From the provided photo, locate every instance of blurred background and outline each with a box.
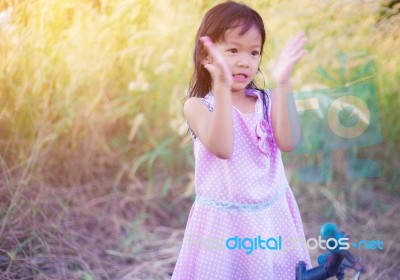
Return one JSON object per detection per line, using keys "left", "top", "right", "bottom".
{"left": 0, "top": 0, "right": 399, "bottom": 279}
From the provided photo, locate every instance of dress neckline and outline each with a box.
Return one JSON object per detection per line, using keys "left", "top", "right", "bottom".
{"left": 206, "top": 91, "right": 259, "bottom": 116}
{"left": 232, "top": 103, "right": 257, "bottom": 115}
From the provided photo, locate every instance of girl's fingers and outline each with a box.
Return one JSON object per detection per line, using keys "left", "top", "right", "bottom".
{"left": 286, "top": 36, "right": 307, "bottom": 58}
{"left": 200, "top": 36, "right": 224, "bottom": 65}
{"left": 292, "top": 49, "right": 308, "bottom": 63}
{"left": 274, "top": 32, "right": 308, "bottom": 83}
{"left": 203, "top": 63, "right": 215, "bottom": 76}
{"left": 200, "top": 36, "right": 232, "bottom": 84}
{"left": 292, "top": 32, "right": 306, "bottom": 45}
{"left": 293, "top": 36, "right": 307, "bottom": 52}
{"left": 291, "top": 33, "right": 306, "bottom": 47}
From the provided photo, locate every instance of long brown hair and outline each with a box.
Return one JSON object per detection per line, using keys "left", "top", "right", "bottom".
{"left": 188, "top": 1, "right": 266, "bottom": 98}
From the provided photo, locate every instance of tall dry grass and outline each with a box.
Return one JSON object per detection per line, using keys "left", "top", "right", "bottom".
{"left": 0, "top": 1, "right": 198, "bottom": 278}
{"left": 0, "top": 0, "right": 399, "bottom": 279}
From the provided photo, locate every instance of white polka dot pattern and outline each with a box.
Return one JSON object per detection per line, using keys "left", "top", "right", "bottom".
{"left": 172, "top": 91, "right": 311, "bottom": 279}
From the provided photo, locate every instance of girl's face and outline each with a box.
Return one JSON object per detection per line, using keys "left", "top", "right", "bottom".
{"left": 214, "top": 25, "right": 262, "bottom": 94}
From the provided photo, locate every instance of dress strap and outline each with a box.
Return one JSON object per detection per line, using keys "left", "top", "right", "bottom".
{"left": 188, "top": 123, "right": 197, "bottom": 140}
{"left": 202, "top": 92, "right": 214, "bottom": 112}
{"left": 202, "top": 98, "right": 214, "bottom": 112}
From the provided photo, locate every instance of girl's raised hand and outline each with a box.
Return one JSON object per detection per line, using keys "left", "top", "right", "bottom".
{"left": 272, "top": 32, "right": 308, "bottom": 85}
{"left": 200, "top": 36, "right": 233, "bottom": 91}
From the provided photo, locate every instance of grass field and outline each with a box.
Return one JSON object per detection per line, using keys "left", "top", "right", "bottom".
{"left": 0, "top": 0, "right": 399, "bottom": 279}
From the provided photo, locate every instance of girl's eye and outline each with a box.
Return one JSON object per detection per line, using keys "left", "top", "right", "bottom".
{"left": 228, "top": 48, "right": 238, "bottom": 53}
{"left": 252, "top": 50, "right": 260, "bottom": 56}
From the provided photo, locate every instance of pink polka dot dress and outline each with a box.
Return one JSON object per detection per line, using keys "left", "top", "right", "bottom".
{"left": 172, "top": 89, "right": 311, "bottom": 279}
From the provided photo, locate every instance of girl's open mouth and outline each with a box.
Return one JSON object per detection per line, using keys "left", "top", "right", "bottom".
{"left": 233, "top": 73, "right": 249, "bottom": 81}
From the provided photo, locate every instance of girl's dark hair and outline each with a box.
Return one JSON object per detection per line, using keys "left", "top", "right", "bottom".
{"left": 188, "top": 1, "right": 266, "bottom": 98}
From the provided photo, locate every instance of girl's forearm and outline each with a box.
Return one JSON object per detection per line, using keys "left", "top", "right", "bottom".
{"left": 206, "top": 87, "right": 234, "bottom": 159}
{"left": 271, "top": 83, "right": 301, "bottom": 152}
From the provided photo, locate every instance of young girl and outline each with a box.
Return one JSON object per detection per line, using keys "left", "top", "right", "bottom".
{"left": 172, "top": 1, "right": 311, "bottom": 279}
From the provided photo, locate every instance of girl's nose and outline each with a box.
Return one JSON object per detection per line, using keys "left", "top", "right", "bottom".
{"left": 237, "top": 56, "right": 250, "bottom": 68}
{"left": 237, "top": 62, "right": 249, "bottom": 67}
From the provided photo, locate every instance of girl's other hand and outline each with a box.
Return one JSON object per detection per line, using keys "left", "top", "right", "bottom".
{"left": 200, "top": 36, "right": 233, "bottom": 91}
{"left": 272, "top": 32, "right": 308, "bottom": 86}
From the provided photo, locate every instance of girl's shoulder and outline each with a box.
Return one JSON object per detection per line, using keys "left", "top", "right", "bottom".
{"left": 184, "top": 93, "right": 214, "bottom": 115}
{"left": 183, "top": 94, "right": 214, "bottom": 141}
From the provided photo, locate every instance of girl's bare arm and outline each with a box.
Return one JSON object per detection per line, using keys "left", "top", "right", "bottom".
{"left": 271, "top": 32, "right": 307, "bottom": 151}
{"left": 184, "top": 37, "right": 234, "bottom": 159}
